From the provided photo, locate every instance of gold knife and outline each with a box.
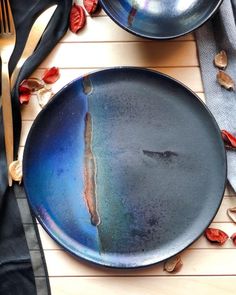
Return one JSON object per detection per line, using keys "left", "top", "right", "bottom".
{"left": 11, "top": 5, "right": 57, "bottom": 89}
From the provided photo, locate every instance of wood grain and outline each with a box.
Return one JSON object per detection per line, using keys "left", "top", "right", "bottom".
{"left": 39, "top": 41, "right": 198, "bottom": 68}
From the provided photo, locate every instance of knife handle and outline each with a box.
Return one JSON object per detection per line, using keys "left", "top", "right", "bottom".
{"left": 11, "top": 59, "right": 23, "bottom": 89}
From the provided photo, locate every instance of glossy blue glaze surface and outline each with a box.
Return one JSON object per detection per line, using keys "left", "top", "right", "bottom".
{"left": 23, "top": 68, "right": 226, "bottom": 268}
{"left": 99, "top": 0, "right": 223, "bottom": 39}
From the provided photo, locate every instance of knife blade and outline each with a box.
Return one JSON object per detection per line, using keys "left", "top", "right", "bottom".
{"left": 11, "top": 5, "right": 57, "bottom": 89}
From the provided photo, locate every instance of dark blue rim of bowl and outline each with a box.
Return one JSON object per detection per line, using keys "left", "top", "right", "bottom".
{"left": 23, "top": 67, "right": 227, "bottom": 268}
{"left": 99, "top": 0, "right": 223, "bottom": 40}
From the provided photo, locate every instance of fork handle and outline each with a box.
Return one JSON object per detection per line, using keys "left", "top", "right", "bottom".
{"left": 1, "top": 61, "right": 13, "bottom": 186}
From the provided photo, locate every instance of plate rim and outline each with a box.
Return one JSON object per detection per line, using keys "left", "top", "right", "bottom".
{"left": 23, "top": 67, "right": 227, "bottom": 268}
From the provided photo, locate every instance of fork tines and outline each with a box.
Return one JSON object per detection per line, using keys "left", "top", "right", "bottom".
{"left": 0, "top": 0, "right": 14, "bottom": 34}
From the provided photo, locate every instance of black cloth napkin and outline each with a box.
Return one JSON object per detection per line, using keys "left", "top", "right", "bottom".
{"left": 0, "top": 1, "right": 72, "bottom": 294}
{"left": 196, "top": 0, "right": 236, "bottom": 192}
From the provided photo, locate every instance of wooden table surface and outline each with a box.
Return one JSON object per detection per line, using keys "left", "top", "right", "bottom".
{"left": 19, "top": 3, "right": 236, "bottom": 294}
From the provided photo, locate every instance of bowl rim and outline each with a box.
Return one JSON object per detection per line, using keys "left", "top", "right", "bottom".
{"left": 99, "top": 0, "right": 223, "bottom": 40}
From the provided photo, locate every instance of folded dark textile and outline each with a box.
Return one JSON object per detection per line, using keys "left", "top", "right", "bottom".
{"left": 0, "top": 1, "right": 72, "bottom": 294}
{"left": 196, "top": 0, "right": 236, "bottom": 192}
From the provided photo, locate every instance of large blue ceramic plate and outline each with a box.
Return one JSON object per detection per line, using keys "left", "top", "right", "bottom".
{"left": 100, "top": 0, "right": 223, "bottom": 39}
{"left": 23, "top": 68, "right": 226, "bottom": 268}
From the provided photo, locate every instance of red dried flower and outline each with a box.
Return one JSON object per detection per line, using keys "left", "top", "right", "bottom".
{"left": 83, "top": 0, "right": 99, "bottom": 15}
{"left": 19, "top": 85, "right": 31, "bottom": 104}
{"left": 42, "top": 67, "right": 60, "bottom": 84}
{"left": 221, "top": 130, "right": 236, "bottom": 150}
{"left": 69, "top": 3, "right": 86, "bottom": 33}
{"left": 230, "top": 233, "right": 236, "bottom": 246}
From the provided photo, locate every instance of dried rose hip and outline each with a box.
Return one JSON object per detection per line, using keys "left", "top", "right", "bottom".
{"left": 83, "top": 0, "right": 99, "bottom": 15}
{"left": 42, "top": 67, "right": 60, "bottom": 84}
{"left": 69, "top": 3, "right": 86, "bottom": 33}
{"left": 19, "top": 84, "right": 31, "bottom": 104}
{"left": 231, "top": 233, "right": 236, "bottom": 246}
{"left": 205, "top": 228, "right": 228, "bottom": 245}
{"left": 221, "top": 130, "right": 236, "bottom": 150}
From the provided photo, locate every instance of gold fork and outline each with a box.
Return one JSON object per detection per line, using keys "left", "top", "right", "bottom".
{"left": 0, "top": 0, "right": 16, "bottom": 186}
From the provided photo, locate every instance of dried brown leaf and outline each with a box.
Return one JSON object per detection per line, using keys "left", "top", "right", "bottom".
{"left": 36, "top": 88, "right": 54, "bottom": 108}
{"left": 227, "top": 208, "right": 236, "bottom": 223}
{"left": 214, "top": 50, "right": 228, "bottom": 70}
{"left": 229, "top": 207, "right": 236, "bottom": 213}
{"left": 163, "top": 255, "right": 183, "bottom": 273}
{"left": 21, "top": 78, "right": 45, "bottom": 93}
{"left": 217, "top": 70, "right": 235, "bottom": 91}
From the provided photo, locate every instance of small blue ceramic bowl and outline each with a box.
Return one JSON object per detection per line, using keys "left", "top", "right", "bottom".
{"left": 99, "top": 0, "right": 223, "bottom": 39}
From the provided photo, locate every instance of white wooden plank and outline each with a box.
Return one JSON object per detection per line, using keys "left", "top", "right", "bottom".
{"left": 20, "top": 121, "right": 33, "bottom": 147}
{"left": 18, "top": 146, "right": 24, "bottom": 161}
{"left": 40, "top": 41, "right": 198, "bottom": 68}
{"left": 44, "top": 248, "right": 236, "bottom": 276}
{"left": 49, "top": 277, "right": 236, "bottom": 295}
{"left": 20, "top": 95, "right": 42, "bottom": 122}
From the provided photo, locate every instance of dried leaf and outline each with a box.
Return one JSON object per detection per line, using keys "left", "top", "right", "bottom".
{"left": 205, "top": 228, "right": 229, "bottom": 245}
{"left": 214, "top": 50, "right": 228, "bottom": 70}
{"left": 227, "top": 208, "right": 236, "bottom": 223}
{"left": 19, "top": 85, "right": 31, "bottom": 104}
{"left": 36, "top": 88, "right": 54, "bottom": 108}
{"left": 42, "top": 67, "right": 60, "bottom": 84}
{"left": 228, "top": 207, "right": 236, "bottom": 212}
{"left": 231, "top": 233, "right": 236, "bottom": 246}
{"left": 163, "top": 255, "right": 183, "bottom": 273}
{"left": 217, "top": 70, "right": 235, "bottom": 91}
{"left": 9, "top": 160, "right": 22, "bottom": 184}
{"left": 21, "top": 78, "right": 45, "bottom": 93}
{"left": 83, "top": 0, "right": 99, "bottom": 15}
{"left": 69, "top": 3, "right": 86, "bottom": 33}
{"left": 221, "top": 130, "right": 236, "bottom": 150}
